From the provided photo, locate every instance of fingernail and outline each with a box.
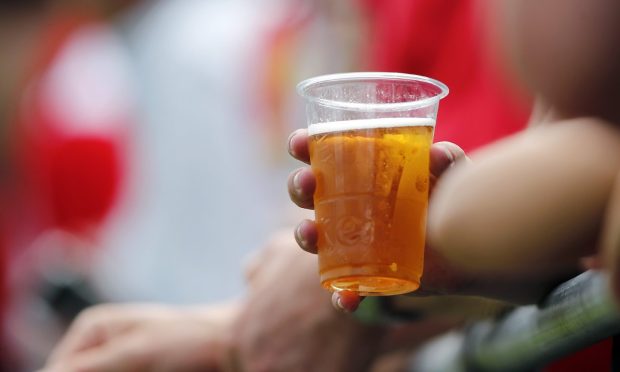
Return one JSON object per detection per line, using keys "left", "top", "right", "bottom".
{"left": 338, "top": 290, "right": 360, "bottom": 312}
{"left": 293, "top": 170, "right": 303, "bottom": 195}
{"left": 441, "top": 144, "right": 455, "bottom": 163}
{"left": 332, "top": 292, "right": 346, "bottom": 311}
{"left": 336, "top": 297, "right": 346, "bottom": 311}
{"left": 288, "top": 129, "right": 304, "bottom": 158}
{"left": 295, "top": 224, "right": 307, "bottom": 248}
{"left": 287, "top": 131, "right": 297, "bottom": 157}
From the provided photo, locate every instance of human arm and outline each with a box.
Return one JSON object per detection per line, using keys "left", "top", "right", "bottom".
{"left": 429, "top": 117, "right": 620, "bottom": 303}
{"left": 230, "top": 229, "right": 389, "bottom": 372}
{"left": 40, "top": 302, "right": 239, "bottom": 372}
{"left": 232, "top": 230, "right": 507, "bottom": 372}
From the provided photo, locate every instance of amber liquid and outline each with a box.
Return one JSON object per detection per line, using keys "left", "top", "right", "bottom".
{"left": 309, "top": 121, "right": 434, "bottom": 296}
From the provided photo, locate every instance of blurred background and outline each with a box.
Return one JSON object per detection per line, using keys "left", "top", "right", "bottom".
{"left": 0, "top": 0, "right": 530, "bottom": 370}
{"left": 0, "top": 0, "right": 362, "bottom": 369}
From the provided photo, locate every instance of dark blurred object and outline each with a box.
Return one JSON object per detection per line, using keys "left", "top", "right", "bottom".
{"left": 39, "top": 272, "right": 99, "bottom": 326}
{"left": 411, "top": 271, "right": 620, "bottom": 372}
{"left": 0, "top": 0, "right": 46, "bottom": 10}
{"left": 356, "top": 295, "right": 510, "bottom": 327}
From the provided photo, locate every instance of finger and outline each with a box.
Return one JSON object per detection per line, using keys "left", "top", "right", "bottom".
{"left": 287, "top": 129, "right": 310, "bottom": 164}
{"left": 47, "top": 334, "right": 148, "bottom": 372}
{"left": 294, "top": 219, "right": 318, "bottom": 254}
{"left": 331, "top": 291, "right": 362, "bottom": 313}
{"left": 430, "top": 141, "right": 468, "bottom": 178}
{"left": 47, "top": 305, "right": 139, "bottom": 365}
{"left": 287, "top": 167, "right": 316, "bottom": 209}
{"left": 47, "top": 310, "right": 109, "bottom": 364}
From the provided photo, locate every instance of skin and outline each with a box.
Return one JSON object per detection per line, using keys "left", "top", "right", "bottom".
{"left": 230, "top": 230, "right": 386, "bottom": 372}
{"left": 494, "top": 0, "right": 620, "bottom": 123}
{"left": 482, "top": 0, "right": 620, "bottom": 299}
{"left": 40, "top": 230, "right": 466, "bottom": 372}
{"left": 40, "top": 235, "right": 382, "bottom": 372}
{"left": 429, "top": 118, "right": 620, "bottom": 297}
{"left": 40, "top": 303, "right": 238, "bottom": 372}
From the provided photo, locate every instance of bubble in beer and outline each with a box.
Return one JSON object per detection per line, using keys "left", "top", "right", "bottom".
{"left": 416, "top": 175, "right": 428, "bottom": 193}
{"left": 336, "top": 216, "right": 374, "bottom": 246}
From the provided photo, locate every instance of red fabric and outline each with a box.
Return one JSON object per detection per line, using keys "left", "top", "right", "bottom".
{"left": 0, "top": 225, "right": 5, "bottom": 325}
{"left": 545, "top": 338, "right": 612, "bottom": 372}
{"left": 360, "top": 0, "right": 530, "bottom": 152}
{"left": 14, "top": 12, "right": 127, "bottom": 238}
{"left": 21, "top": 91, "right": 124, "bottom": 235}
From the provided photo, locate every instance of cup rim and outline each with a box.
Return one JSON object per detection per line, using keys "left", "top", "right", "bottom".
{"left": 296, "top": 72, "right": 449, "bottom": 112}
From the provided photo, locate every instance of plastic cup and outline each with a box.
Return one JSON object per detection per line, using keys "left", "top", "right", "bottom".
{"left": 297, "top": 72, "right": 448, "bottom": 296}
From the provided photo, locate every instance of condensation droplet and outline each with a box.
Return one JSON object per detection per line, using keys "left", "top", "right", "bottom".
{"left": 416, "top": 175, "right": 428, "bottom": 193}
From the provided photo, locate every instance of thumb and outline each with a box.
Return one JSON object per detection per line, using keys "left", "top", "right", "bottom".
{"left": 430, "top": 141, "right": 468, "bottom": 179}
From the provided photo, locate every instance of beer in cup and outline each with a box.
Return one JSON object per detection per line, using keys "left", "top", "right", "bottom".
{"left": 297, "top": 72, "right": 448, "bottom": 296}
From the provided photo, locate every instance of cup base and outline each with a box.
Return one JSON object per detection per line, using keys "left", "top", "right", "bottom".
{"left": 321, "top": 266, "right": 420, "bottom": 296}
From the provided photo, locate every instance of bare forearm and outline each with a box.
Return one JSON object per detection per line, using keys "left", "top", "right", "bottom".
{"left": 428, "top": 118, "right": 620, "bottom": 302}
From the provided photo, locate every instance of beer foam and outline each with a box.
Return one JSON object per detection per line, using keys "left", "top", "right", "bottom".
{"left": 308, "top": 117, "right": 435, "bottom": 136}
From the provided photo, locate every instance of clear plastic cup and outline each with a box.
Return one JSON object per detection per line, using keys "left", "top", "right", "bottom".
{"left": 297, "top": 72, "right": 448, "bottom": 296}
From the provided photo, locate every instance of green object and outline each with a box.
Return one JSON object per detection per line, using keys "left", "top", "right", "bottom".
{"left": 354, "top": 296, "right": 384, "bottom": 325}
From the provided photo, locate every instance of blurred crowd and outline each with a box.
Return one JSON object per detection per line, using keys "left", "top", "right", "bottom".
{"left": 0, "top": 0, "right": 361, "bottom": 369}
